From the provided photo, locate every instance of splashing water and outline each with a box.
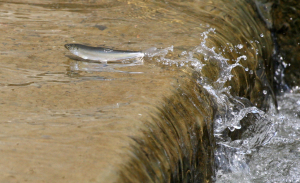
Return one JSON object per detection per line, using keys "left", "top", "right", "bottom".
{"left": 150, "top": 28, "right": 278, "bottom": 181}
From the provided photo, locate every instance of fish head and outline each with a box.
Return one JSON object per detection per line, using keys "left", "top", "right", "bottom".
{"left": 65, "top": 44, "right": 77, "bottom": 50}
{"left": 64, "top": 44, "right": 80, "bottom": 57}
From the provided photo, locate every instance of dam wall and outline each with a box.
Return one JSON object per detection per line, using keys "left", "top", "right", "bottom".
{"left": 0, "top": 0, "right": 276, "bottom": 182}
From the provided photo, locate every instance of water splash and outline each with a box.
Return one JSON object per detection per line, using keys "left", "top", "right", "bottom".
{"left": 148, "top": 28, "right": 277, "bottom": 179}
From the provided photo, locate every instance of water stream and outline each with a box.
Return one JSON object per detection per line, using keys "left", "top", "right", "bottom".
{"left": 0, "top": 0, "right": 299, "bottom": 182}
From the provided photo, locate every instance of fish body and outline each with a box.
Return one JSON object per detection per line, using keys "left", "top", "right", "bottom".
{"left": 64, "top": 44, "right": 144, "bottom": 62}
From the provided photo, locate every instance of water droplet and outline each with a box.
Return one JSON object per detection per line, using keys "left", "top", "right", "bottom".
{"left": 282, "top": 62, "right": 287, "bottom": 68}
{"left": 237, "top": 44, "right": 243, "bottom": 49}
{"left": 263, "top": 90, "right": 267, "bottom": 94}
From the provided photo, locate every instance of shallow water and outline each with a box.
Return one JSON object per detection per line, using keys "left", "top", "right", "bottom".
{"left": 0, "top": 0, "right": 297, "bottom": 182}
{"left": 0, "top": 1, "right": 188, "bottom": 182}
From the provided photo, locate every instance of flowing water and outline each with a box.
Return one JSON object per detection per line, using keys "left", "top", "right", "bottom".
{"left": 0, "top": 0, "right": 298, "bottom": 182}
{"left": 216, "top": 92, "right": 300, "bottom": 183}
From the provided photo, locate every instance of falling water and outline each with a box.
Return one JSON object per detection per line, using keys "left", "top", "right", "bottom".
{"left": 0, "top": 0, "right": 298, "bottom": 182}
{"left": 119, "top": 0, "right": 280, "bottom": 182}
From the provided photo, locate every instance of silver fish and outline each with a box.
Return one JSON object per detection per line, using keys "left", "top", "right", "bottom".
{"left": 64, "top": 44, "right": 144, "bottom": 62}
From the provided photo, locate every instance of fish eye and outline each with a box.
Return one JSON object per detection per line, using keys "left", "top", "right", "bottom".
{"left": 65, "top": 44, "right": 72, "bottom": 49}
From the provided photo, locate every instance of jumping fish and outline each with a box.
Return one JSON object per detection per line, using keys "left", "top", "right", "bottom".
{"left": 64, "top": 44, "right": 145, "bottom": 62}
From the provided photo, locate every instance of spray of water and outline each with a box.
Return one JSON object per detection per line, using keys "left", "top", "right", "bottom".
{"left": 149, "top": 28, "right": 277, "bottom": 179}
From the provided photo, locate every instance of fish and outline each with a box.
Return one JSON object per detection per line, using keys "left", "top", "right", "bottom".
{"left": 64, "top": 44, "right": 144, "bottom": 62}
